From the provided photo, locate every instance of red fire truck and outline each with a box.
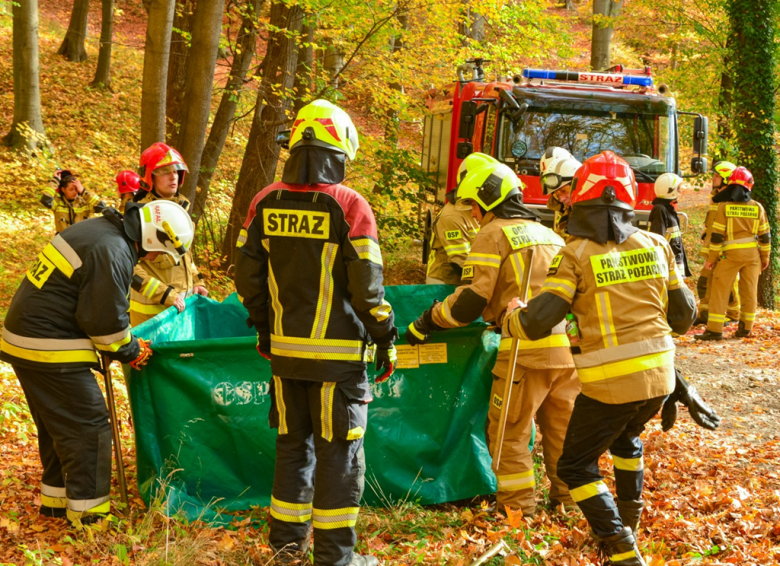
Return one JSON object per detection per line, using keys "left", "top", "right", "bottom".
{"left": 420, "top": 59, "right": 708, "bottom": 230}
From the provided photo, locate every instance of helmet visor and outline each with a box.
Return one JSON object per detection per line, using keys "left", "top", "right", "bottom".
{"left": 541, "top": 172, "right": 573, "bottom": 194}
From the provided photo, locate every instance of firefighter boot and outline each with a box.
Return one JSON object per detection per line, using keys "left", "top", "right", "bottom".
{"left": 734, "top": 321, "right": 752, "bottom": 338}
{"left": 616, "top": 498, "right": 644, "bottom": 535}
{"left": 693, "top": 309, "right": 708, "bottom": 326}
{"left": 598, "top": 527, "right": 645, "bottom": 566}
{"left": 694, "top": 330, "right": 722, "bottom": 341}
{"left": 348, "top": 554, "right": 379, "bottom": 566}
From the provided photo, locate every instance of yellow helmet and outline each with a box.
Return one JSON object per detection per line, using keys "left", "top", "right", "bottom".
{"left": 456, "top": 152, "right": 499, "bottom": 184}
{"left": 456, "top": 161, "right": 524, "bottom": 211}
{"left": 289, "top": 99, "right": 359, "bottom": 160}
{"left": 714, "top": 161, "right": 736, "bottom": 183}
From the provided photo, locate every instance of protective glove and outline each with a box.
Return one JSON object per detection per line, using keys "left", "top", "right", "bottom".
{"left": 662, "top": 369, "right": 721, "bottom": 431}
{"left": 374, "top": 328, "right": 399, "bottom": 383}
{"left": 405, "top": 302, "right": 442, "bottom": 346}
{"left": 130, "top": 338, "right": 153, "bottom": 370}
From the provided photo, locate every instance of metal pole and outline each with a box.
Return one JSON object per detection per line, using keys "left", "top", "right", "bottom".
{"left": 101, "top": 354, "right": 129, "bottom": 511}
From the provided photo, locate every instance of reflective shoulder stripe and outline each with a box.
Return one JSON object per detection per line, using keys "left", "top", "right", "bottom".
{"left": 369, "top": 299, "right": 392, "bottom": 322}
{"left": 91, "top": 327, "right": 132, "bottom": 353}
{"left": 1, "top": 328, "right": 98, "bottom": 364}
{"left": 129, "top": 300, "right": 168, "bottom": 315}
{"left": 464, "top": 252, "right": 501, "bottom": 268}
{"left": 236, "top": 228, "right": 248, "bottom": 249}
{"left": 352, "top": 237, "right": 383, "bottom": 266}
{"left": 51, "top": 235, "right": 83, "bottom": 270}
{"left": 42, "top": 243, "right": 76, "bottom": 278}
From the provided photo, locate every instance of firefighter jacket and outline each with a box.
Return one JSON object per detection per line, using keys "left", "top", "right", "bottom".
{"left": 234, "top": 181, "right": 396, "bottom": 382}
{"left": 507, "top": 230, "right": 693, "bottom": 405}
{"left": 430, "top": 213, "right": 573, "bottom": 376}
{"left": 426, "top": 201, "right": 480, "bottom": 284}
{"left": 41, "top": 185, "right": 105, "bottom": 234}
{"left": 699, "top": 198, "right": 720, "bottom": 257}
{"left": 706, "top": 199, "right": 771, "bottom": 266}
{"left": 129, "top": 192, "right": 204, "bottom": 324}
{"left": 546, "top": 192, "right": 570, "bottom": 238}
{"left": 648, "top": 198, "right": 691, "bottom": 277}
{"left": 1, "top": 209, "right": 141, "bottom": 372}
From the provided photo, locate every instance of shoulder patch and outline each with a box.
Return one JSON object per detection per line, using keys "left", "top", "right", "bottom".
{"left": 462, "top": 265, "right": 475, "bottom": 279}
{"left": 547, "top": 254, "right": 563, "bottom": 276}
{"left": 502, "top": 223, "right": 564, "bottom": 251}
{"left": 445, "top": 229, "right": 462, "bottom": 240}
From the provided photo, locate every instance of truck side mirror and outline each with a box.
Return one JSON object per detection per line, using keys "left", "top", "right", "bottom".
{"left": 456, "top": 142, "right": 473, "bottom": 159}
{"left": 458, "top": 101, "right": 477, "bottom": 140}
{"left": 693, "top": 116, "right": 708, "bottom": 157}
{"left": 691, "top": 156, "right": 708, "bottom": 174}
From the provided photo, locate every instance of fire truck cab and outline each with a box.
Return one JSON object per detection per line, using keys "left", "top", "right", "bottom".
{"left": 421, "top": 61, "right": 708, "bottom": 229}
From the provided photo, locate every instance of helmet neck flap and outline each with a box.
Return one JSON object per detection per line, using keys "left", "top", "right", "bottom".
{"left": 567, "top": 204, "right": 638, "bottom": 245}
{"left": 281, "top": 145, "right": 347, "bottom": 185}
{"left": 712, "top": 184, "right": 751, "bottom": 204}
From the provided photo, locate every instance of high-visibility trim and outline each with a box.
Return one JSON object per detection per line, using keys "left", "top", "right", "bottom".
{"left": 41, "top": 243, "right": 76, "bottom": 278}
{"left": 464, "top": 253, "right": 501, "bottom": 268}
{"left": 352, "top": 237, "right": 383, "bottom": 266}
{"left": 267, "top": 263, "right": 284, "bottom": 337}
{"left": 41, "top": 484, "right": 67, "bottom": 508}
{"left": 312, "top": 506, "right": 360, "bottom": 529}
{"left": 51, "top": 235, "right": 82, "bottom": 270}
{"left": 709, "top": 204, "right": 719, "bottom": 212}
{"left": 759, "top": 223, "right": 770, "bottom": 232}
{"left": 91, "top": 327, "right": 133, "bottom": 353}
{"left": 270, "top": 496, "right": 312, "bottom": 523}
{"left": 569, "top": 480, "right": 609, "bottom": 502}
{"left": 236, "top": 228, "right": 248, "bottom": 248}
{"left": 407, "top": 323, "right": 426, "bottom": 341}
{"left": 595, "top": 292, "right": 618, "bottom": 348}
{"left": 740, "top": 312, "right": 756, "bottom": 322}
{"left": 347, "top": 426, "right": 365, "bottom": 440}
{"left": 612, "top": 455, "right": 644, "bottom": 472}
{"left": 129, "top": 300, "right": 167, "bottom": 315}
{"left": 496, "top": 470, "right": 535, "bottom": 492}
{"left": 759, "top": 244, "right": 771, "bottom": 251}
{"left": 541, "top": 277, "right": 576, "bottom": 300}
{"left": 574, "top": 336, "right": 673, "bottom": 368}
{"left": 712, "top": 222, "right": 726, "bottom": 232}
{"left": 509, "top": 252, "right": 525, "bottom": 298}
{"left": 142, "top": 278, "right": 162, "bottom": 298}
{"left": 611, "top": 550, "right": 640, "bottom": 563}
{"left": 440, "top": 298, "right": 467, "bottom": 328}
{"left": 499, "top": 334, "right": 569, "bottom": 351}
{"left": 506, "top": 313, "right": 530, "bottom": 340}
{"left": 67, "top": 495, "right": 110, "bottom": 513}
{"left": 708, "top": 313, "right": 726, "bottom": 323}
{"left": 321, "top": 382, "right": 336, "bottom": 442}
{"left": 576, "top": 349, "right": 675, "bottom": 384}
{"left": 311, "top": 243, "right": 338, "bottom": 339}
{"left": 271, "top": 335, "right": 364, "bottom": 361}
{"left": 665, "top": 228, "right": 681, "bottom": 241}
{"left": 700, "top": 246, "right": 710, "bottom": 254}
{"left": 444, "top": 242, "right": 470, "bottom": 256}
{"left": 723, "top": 242, "right": 759, "bottom": 251}
{"left": 272, "top": 376, "right": 288, "bottom": 435}
{"left": 369, "top": 299, "right": 392, "bottom": 323}
{"left": 1, "top": 328, "right": 98, "bottom": 364}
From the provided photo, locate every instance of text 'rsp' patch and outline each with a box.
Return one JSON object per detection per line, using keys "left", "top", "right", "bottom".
{"left": 263, "top": 209, "right": 330, "bottom": 239}
{"left": 590, "top": 246, "right": 668, "bottom": 288}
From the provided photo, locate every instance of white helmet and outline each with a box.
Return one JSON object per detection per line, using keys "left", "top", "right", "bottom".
{"left": 139, "top": 200, "right": 194, "bottom": 262}
{"left": 540, "top": 147, "right": 574, "bottom": 174}
{"left": 654, "top": 173, "right": 684, "bottom": 200}
{"left": 540, "top": 155, "right": 582, "bottom": 194}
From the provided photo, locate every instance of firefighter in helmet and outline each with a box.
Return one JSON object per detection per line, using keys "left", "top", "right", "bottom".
{"left": 406, "top": 153, "right": 580, "bottom": 517}
{"left": 235, "top": 100, "right": 396, "bottom": 566}
{"left": 0, "top": 200, "right": 193, "bottom": 525}
{"left": 41, "top": 169, "right": 106, "bottom": 234}
{"left": 695, "top": 166, "right": 771, "bottom": 340}
{"left": 540, "top": 147, "right": 581, "bottom": 238}
{"left": 425, "top": 153, "right": 484, "bottom": 284}
{"left": 129, "top": 143, "right": 207, "bottom": 326}
{"left": 503, "top": 151, "right": 714, "bottom": 566}
{"left": 116, "top": 170, "right": 140, "bottom": 213}
{"left": 696, "top": 161, "right": 741, "bottom": 325}
{"left": 649, "top": 173, "right": 691, "bottom": 278}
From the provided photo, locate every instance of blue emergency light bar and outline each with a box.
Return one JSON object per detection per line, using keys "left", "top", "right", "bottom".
{"left": 522, "top": 69, "right": 654, "bottom": 88}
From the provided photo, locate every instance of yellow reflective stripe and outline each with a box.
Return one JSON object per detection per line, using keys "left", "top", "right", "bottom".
{"left": 369, "top": 299, "right": 392, "bottom": 323}
{"left": 42, "top": 243, "right": 75, "bottom": 278}
{"left": 440, "top": 298, "right": 467, "bottom": 328}
{"left": 321, "top": 382, "right": 336, "bottom": 442}
{"left": 708, "top": 313, "right": 726, "bottom": 323}
{"left": 352, "top": 237, "right": 382, "bottom": 266}
{"left": 41, "top": 494, "right": 67, "bottom": 508}
{"left": 611, "top": 550, "right": 639, "bottom": 563}
{"left": 577, "top": 349, "right": 675, "bottom": 384}
{"left": 570, "top": 480, "right": 609, "bottom": 503}
{"left": 712, "top": 222, "right": 726, "bottom": 231}
{"left": 270, "top": 496, "right": 312, "bottom": 522}
{"left": 347, "top": 426, "right": 365, "bottom": 440}
{"left": 129, "top": 300, "right": 167, "bottom": 315}
{"left": 311, "top": 243, "right": 338, "bottom": 339}
{"left": 1, "top": 338, "right": 98, "bottom": 365}
{"left": 312, "top": 506, "right": 360, "bottom": 529}
{"left": 596, "top": 292, "right": 618, "bottom": 348}
{"left": 236, "top": 228, "right": 248, "bottom": 249}
{"left": 612, "top": 455, "right": 644, "bottom": 471}
{"left": 740, "top": 312, "right": 756, "bottom": 322}
{"left": 509, "top": 252, "right": 525, "bottom": 296}
{"left": 273, "top": 376, "right": 288, "bottom": 435}
{"left": 407, "top": 323, "right": 426, "bottom": 341}
{"left": 142, "top": 278, "right": 161, "bottom": 298}
{"left": 722, "top": 242, "right": 758, "bottom": 251}
{"left": 541, "top": 277, "right": 576, "bottom": 300}
{"left": 709, "top": 204, "right": 719, "bottom": 211}
{"left": 92, "top": 331, "right": 132, "bottom": 353}
{"left": 67, "top": 496, "right": 110, "bottom": 513}
{"left": 759, "top": 244, "right": 771, "bottom": 251}
{"left": 267, "top": 261, "right": 284, "bottom": 336}
{"left": 497, "top": 470, "right": 535, "bottom": 491}
{"left": 271, "top": 335, "right": 364, "bottom": 361}
{"left": 499, "top": 334, "right": 569, "bottom": 351}
{"left": 464, "top": 253, "right": 501, "bottom": 268}
{"left": 759, "top": 223, "right": 770, "bottom": 232}
{"left": 444, "top": 243, "right": 470, "bottom": 255}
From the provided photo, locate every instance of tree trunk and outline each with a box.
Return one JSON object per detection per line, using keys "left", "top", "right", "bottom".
{"left": 291, "top": 23, "right": 314, "bottom": 116}
{"left": 166, "top": 0, "right": 196, "bottom": 145}
{"left": 177, "top": 0, "right": 226, "bottom": 204}
{"left": 91, "top": 0, "right": 114, "bottom": 88}
{"left": 3, "top": 0, "right": 47, "bottom": 153}
{"left": 323, "top": 44, "right": 344, "bottom": 88}
{"left": 192, "top": 0, "right": 263, "bottom": 222}
{"left": 460, "top": 1, "right": 486, "bottom": 45}
{"left": 728, "top": 0, "right": 778, "bottom": 308}
{"left": 140, "top": 0, "right": 176, "bottom": 152}
{"left": 58, "top": 0, "right": 90, "bottom": 62}
{"left": 590, "top": 0, "right": 622, "bottom": 71}
{"left": 221, "top": 0, "right": 303, "bottom": 267}
{"left": 714, "top": 34, "right": 735, "bottom": 162}
{"left": 565, "top": 0, "right": 575, "bottom": 9}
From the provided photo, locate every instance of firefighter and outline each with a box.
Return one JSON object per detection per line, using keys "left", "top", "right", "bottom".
{"left": 649, "top": 173, "right": 691, "bottom": 278}
{"left": 540, "top": 148, "right": 581, "bottom": 238}
{"left": 0, "top": 200, "right": 193, "bottom": 525}
{"left": 235, "top": 100, "right": 396, "bottom": 566}
{"left": 41, "top": 169, "right": 106, "bottom": 234}
{"left": 696, "top": 161, "right": 740, "bottom": 325}
{"left": 129, "top": 143, "right": 208, "bottom": 326}
{"left": 406, "top": 154, "right": 579, "bottom": 517}
{"left": 503, "top": 151, "right": 707, "bottom": 565}
{"left": 695, "top": 166, "right": 771, "bottom": 340}
{"left": 425, "top": 153, "right": 484, "bottom": 284}
{"left": 116, "top": 170, "right": 140, "bottom": 213}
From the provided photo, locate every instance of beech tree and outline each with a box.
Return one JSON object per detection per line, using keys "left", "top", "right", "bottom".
{"left": 166, "top": 0, "right": 196, "bottom": 145}
{"left": 590, "top": 0, "right": 622, "bottom": 71}
{"left": 58, "top": 0, "right": 90, "bottom": 62}
{"left": 91, "top": 0, "right": 115, "bottom": 88}
{"left": 140, "top": 0, "right": 176, "bottom": 151}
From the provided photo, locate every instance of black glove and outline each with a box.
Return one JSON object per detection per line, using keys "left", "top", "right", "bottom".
{"left": 374, "top": 328, "right": 398, "bottom": 383}
{"left": 405, "top": 302, "right": 443, "bottom": 346}
{"left": 662, "top": 369, "right": 721, "bottom": 431}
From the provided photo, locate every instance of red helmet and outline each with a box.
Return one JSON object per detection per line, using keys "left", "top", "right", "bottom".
{"left": 116, "top": 170, "right": 140, "bottom": 195}
{"left": 727, "top": 166, "right": 754, "bottom": 190}
{"left": 570, "top": 151, "right": 637, "bottom": 210}
{"left": 138, "top": 142, "right": 188, "bottom": 191}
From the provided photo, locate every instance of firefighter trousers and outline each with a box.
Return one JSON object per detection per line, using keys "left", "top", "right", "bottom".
{"left": 557, "top": 393, "right": 665, "bottom": 538}
{"left": 486, "top": 366, "right": 579, "bottom": 515}
{"left": 13, "top": 365, "right": 112, "bottom": 515}
{"left": 707, "top": 253, "right": 760, "bottom": 333}
{"left": 268, "top": 372, "right": 370, "bottom": 566}
{"left": 698, "top": 264, "right": 740, "bottom": 320}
